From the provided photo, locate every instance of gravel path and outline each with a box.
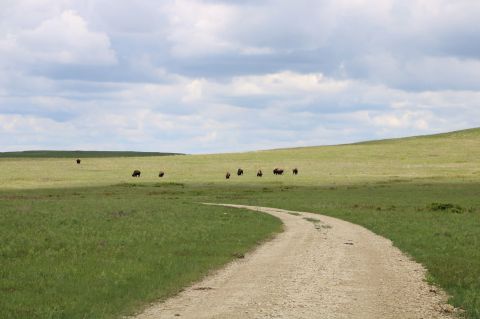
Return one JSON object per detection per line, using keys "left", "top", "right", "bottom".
{"left": 133, "top": 204, "right": 455, "bottom": 319}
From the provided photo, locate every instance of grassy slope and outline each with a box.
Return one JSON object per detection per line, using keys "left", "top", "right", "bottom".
{"left": 1, "top": 128, "right": 479, "bottom": 190}
{"left": 1, "top": 127, "right": 479, "bottom": 318}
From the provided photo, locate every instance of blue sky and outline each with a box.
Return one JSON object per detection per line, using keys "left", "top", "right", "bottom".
{"left": 1, "top": 0, "right": 479, "bottom": 153}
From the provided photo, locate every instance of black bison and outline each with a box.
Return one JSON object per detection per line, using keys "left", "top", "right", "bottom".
{"left": 273, "top": 168, "right": 284, "bottom": 175}
{"left": 76, "top": 159, "right": 81, "bottom": 164}
{"left": 132, "top": 170, "right": 141, "bottom": 177}
{"left": 257, "top": 169, "right": 263, "bottom": 177}
{"left": 293, "top": 168, "right": 298, "bottom": 175}
{"left": 226, "top": 172, "right": 231, "bottom": 179}
{"left": 159, "top": 171, "right": 165, "bottom": 177}
{"left": 237, "top": 168, "right": 244, "bottom": 176}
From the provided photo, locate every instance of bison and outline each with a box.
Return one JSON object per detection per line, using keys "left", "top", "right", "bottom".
{"left": 159, "top": 171, "right": 165, "bottom": 177}
{"left": 76, "top": 159, "right": 81, "bottom": 164}
{"left": 257, "top": 169, "right": 263, "bottom": 177}
{"left": 132, "top": 170, "right": 141, "bottom": 177}
{"left": 293, "top": 168, "right": 298, "bottom": 175}
{"left": 273, "top": 168, "right": 284, "bottom": 175}
{"left": 237, "top": 168, "right": 244, "bottom": 176}
{"left": 226, "top": 172, "right": 231, "bottom": 179}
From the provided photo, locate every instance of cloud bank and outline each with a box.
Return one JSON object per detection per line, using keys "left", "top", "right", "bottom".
{"left": 1, "top": 0, "right": 479, "bottom": 153}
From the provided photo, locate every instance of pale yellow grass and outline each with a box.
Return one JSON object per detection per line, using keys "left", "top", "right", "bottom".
{"left": 1, "top": 128, "right": 480, "bottom": 190}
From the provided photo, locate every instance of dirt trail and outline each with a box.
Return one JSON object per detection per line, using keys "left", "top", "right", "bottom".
{"left": 133, "top": 204, "right": 455, "bottom": 319}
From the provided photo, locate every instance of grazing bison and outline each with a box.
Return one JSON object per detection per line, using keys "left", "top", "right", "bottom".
{"left": 132, "top": 170, "right": 141, "bottom": 177}
{"left": 237, "top": 168, "right": 244, "bottom": 176}
{"left": 159, "top": 171, "right": 165, "bottom": 177}
{"left": 257, "top": 169, "right": 263, "bottom": 177}
{"left": 273, "top": 168, "right": 284, "bottom": 175}
{"left": 76, "top": 159, "right": 81, "bottom": 164}
{"left": 293, "top": 168, "right": 298, "bottom": 175}
{"left": 226, "top": 172, "right": 231, "bottom": 179}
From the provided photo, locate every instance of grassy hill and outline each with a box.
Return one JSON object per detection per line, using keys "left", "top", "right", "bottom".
{"left": 353, "top": 127, "right": 480, "bottom": 145}
{"left": 1, "top": 128, "right": 479, "bottom": 318}
{"left": 1, "top": 128, "right": 479, "bottom": 189}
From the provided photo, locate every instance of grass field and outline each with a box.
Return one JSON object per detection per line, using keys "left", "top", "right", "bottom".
{"left": 1, "top": 128, "right": 480, "bottom": 318}
{"left": 1, "top": 128, "right": 479, "bottom": 190}
{"left": 0, "top": 185, "right": 282, "bottom": 318}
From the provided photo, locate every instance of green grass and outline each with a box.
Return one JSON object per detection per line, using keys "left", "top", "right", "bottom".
{"left": 0, "top": 184, "right": 282, "bottom": 318}
{"left": 1, "top": 127, "right": 480, "bottom": 318}
{"left": 205, "top": 182, "right": 480, "bottom": 318}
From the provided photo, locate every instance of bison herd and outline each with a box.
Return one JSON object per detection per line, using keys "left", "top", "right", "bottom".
{"left": 226, "top": 167, "right": 298, "bottom": 179}
{"left": 127, "top": 167, "right": 298, "bottom": 179}
{"left": 131, "top": 169, "right": 166, "bottom": 177}
{"left": 75, "top": 159, "right": 297, "bottom": 180}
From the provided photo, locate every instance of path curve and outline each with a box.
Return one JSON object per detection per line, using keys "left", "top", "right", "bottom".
{"left": 133, "top": 204, "right": 455, "bottom": 319}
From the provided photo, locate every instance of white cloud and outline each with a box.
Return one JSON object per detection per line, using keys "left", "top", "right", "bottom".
{"left": 0, "top": 113, "right": 75, "bottom": 149}
{"left": 1, "top": 0, "right": 480, "bottom": 153}
{"left": 162, "top": 0, "right": 237, "bottom": 57}
{"left": 0, "top": 10, "right": 116, "bottom": 66}
{"left": 230, "top": 71, "right": 349, "bottom": 96}
{"left": 370, "top": 111, "right": 433, "bottom": 130}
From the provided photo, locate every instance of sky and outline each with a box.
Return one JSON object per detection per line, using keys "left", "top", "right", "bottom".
{"left": 1, "top": 0, "right": 479, "bottom": 153}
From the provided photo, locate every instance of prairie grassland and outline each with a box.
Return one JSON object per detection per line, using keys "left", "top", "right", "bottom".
{"left": 210, "top": 182, "right": 480, "bottom": 318}
{"left": 1, "top": 128, "right": 480, "bottom": 318}
{"left": 0, "top": 185, "right": 282, "bottom": 318}
{"left": 1, "top": 128, "right": 480, "bottom": 190}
